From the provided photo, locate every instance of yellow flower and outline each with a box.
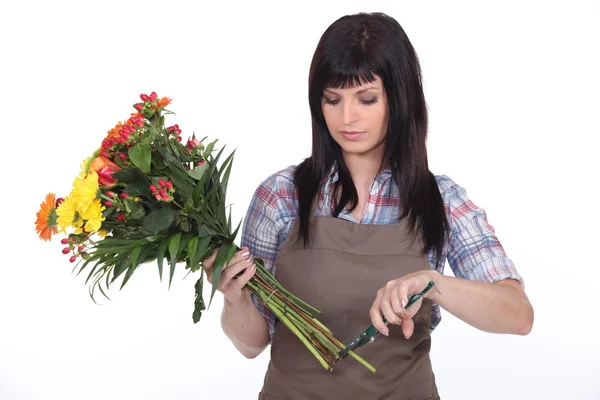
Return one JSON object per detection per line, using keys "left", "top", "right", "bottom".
{"left": 56, "top": 196, "right": 83, "bottom": 233}
{"left": 71, "top": 172, "right": 100, "bottom": 214}
{"left": 80, "top": 198, "right": 105, "bottom": 233}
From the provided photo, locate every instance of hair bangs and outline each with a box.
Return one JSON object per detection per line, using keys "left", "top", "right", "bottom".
{"left": 325, "top": 62, "right": 378, "bottom": 90}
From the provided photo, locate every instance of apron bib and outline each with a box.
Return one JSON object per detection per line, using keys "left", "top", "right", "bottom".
{"left": 258, "top": 215, "right": 440, "bottom": 400}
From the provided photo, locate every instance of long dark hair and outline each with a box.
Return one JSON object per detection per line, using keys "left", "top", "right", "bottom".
{"left": 294, "top": 12, "right": 448, "bottom": 261}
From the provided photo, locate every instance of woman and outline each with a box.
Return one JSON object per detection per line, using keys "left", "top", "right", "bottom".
{"left": 203, "top": 12, "right": 534, "bottom": 399}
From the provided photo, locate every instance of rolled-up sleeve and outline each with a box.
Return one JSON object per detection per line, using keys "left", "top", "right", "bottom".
{"left": 445, "top": 180, "right": 524, "bottom": 287}
{"left": 240, "top": 174, "right": 282, "bottom": 340}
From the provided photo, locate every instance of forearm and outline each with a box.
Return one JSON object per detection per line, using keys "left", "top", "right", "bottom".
{"left": 428, "top": 270, "right": 533, "bottom": 335}
{"left": 221, "top": 296, "right": 271, "bottom": 358}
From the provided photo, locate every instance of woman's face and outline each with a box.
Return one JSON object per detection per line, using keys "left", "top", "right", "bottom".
{"left": 321, "top": 74, "right": 389, "bottom": 160}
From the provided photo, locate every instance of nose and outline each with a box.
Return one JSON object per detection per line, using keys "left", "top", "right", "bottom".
{"left": 341, "top": 100, "right": 357, "bottom": 126}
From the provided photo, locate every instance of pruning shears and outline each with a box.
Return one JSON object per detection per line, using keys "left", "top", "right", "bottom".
{"left": 338, "top": 281, "right": 436, "bottom": 359}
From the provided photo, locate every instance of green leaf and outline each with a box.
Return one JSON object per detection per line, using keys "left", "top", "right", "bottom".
{"left": 190, "top": 236, "right": 211, "bottom": 272}
{"left": 197, "top": 224, "right": 213, "bottom": 237}
{"left": 192, "top": 273, "right": 206, "bottom": 323}
{"left": 112, "top": 257, "right": 131, "bottom": 284}
{"left": 156, "top": 237, "right": 169, "bottom": 281}
{"left": 94, "top": 238, "right": 145, "bottom": 246}
{"left": 220, "top": 151, "right": 235, "bottom": 193}
{"left": 167, "top": 233, "right": 182, "bottom": 288}
{"left": 227, "top": 206, "right": 232, "bottom": 234}
{"left": 177, "top": 235, "right": 191, "bottom": 257}
{"left": 129, "top": 143, "right": 152, "bottom": 174}
{"left": 186, "top": 237, "right": 199, "bottom": 268}
{"left": 145, "top": 126, "right": 159, "bottom": 141}
{"left": 203, "top": 139, "right": 218, "bottom": 158}
{"left": 121, "top": 246, "right": 141, "bottom": 289}
{"left": 217, "top": 186, "right": 227, "bottom": 230}
{"left": 111, "top": 167, "right": 145, "bottom": 183}
{"left": 127, "top": 201, "right": 146, "bottom": 220}
{"left": 164, "top": 153, "right": 194, "bottom": 200}
{"left": 92, "top": 245, "right": 140, "bottom": 255}
{"left": 191, "top": 147, "right": 223, "bottom": 206}
{"left": 151, "top": 152, "right": 167, "bottom": 171}
{"left": 209, "top": 242, "right": 237, "bottom": 307}
{"left": 230, "top": 220, "right": 242, "bottom": 242}
{"left": 179, "top": 214, "right": 190, "bottom": 232}
{"left": 142, "top": 109, "right": 155, "bottom": 119}
{"left": 124, "top": 179, "right": 152, "bottom": 197}
{"left": 187, "top": 162, "right": 207, "bottom": 180}
{"left": 82, "top": 255, "right": 107, "bottom": 283}
{"left": 142, "top": 207, "right": 175, "bottom": 234}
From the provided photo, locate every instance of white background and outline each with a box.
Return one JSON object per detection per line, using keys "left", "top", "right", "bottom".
{"left": 1, "top": 1, "right": 599, "bottom": 399}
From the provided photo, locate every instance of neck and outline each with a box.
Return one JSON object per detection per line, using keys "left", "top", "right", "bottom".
{"left": 342, "top": 146, "right": 389, "bottom": 191}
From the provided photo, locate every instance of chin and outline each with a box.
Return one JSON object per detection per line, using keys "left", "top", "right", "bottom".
{"left": 337, "top": 140, "right": 379, "bottom": 156}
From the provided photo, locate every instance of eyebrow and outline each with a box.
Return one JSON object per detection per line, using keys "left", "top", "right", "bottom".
{"left": 324, "top": 86, "right": 380, "bottom": 96}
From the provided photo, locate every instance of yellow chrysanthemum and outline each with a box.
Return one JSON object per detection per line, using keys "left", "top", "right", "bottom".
{"left": 97, "top": 230, "right": 109, "bottom": 238}
{"left": 56, "top": 196, "right": 83, "bottom": 233}
{"left": 80, "top": 198, "right": 105, "bottom": 233}
{"left": 71, "top": 172, "right": 100, "bottom": 214}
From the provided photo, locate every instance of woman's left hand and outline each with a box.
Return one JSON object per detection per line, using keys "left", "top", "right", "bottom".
{"left": 369, "top": 270, "right": 438, "bottom": 339}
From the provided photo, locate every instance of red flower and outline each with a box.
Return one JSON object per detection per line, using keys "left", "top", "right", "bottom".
{"left": 89, "top": 156, "right": 122, "bottom": 187}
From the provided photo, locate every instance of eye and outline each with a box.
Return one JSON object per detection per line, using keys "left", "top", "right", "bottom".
{"left": 361, "top": 97, "right": 378, "bottom": 105}
{"left": 323, "top": 97, "right": 340, "bottom": 106}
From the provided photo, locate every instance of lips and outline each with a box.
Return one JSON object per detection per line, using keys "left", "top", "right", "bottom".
{"left": 341, "top": 131, "right": 364, "bottom": 141}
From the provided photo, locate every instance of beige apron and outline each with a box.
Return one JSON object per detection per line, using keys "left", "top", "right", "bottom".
{"left": 258, "top": 215, "right": 440, "bottom": 400}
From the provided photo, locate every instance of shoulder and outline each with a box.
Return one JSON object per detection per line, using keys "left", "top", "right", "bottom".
{"left": 433, "top": 174, "right": 461, "bottom": 196}
{"left": 253, "top": 165, "right": 298, "bottom": 203}
{"left": 432, "top": 173, "right": 488, "bottom": 231}
{"left": 249, "top": 165, "right": 300, "bottom": 222}
{"left": 257, "top": 165, "right": 297, "bottom": 189}
{"left": 433, "top": 173, "right": 471, "bottom": 206}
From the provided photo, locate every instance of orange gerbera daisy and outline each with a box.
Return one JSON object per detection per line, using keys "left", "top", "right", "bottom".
{"left": 35, "top": 193, "right": 59, "bottom": 241}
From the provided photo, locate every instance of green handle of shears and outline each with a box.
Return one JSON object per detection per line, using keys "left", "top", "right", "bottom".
{"left": 381, "top": 280, "right": 435, "bottom": 326}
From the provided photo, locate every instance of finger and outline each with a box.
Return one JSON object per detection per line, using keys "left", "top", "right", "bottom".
{"left": 401, "top": 316, "right": 415, "bottom": 339}
{"left": 206, "top": 248, "right": 250, "bottom": 284}
{"left": 397, "top": 279, "right": 422, "bottom": 318}
{"left": 390, "top": 286, "right": 405, "bottom": 316}
{"left": 219, "top": 256, "right": 254, "bottom": 290}
{"left": 226, "top": 261, "right": 256, "bottom": 292}
{"left": 227, "top": 247, "right": 251, "bottom": 269}
{"left": 380, "top": 294, "right": 402, "bottom": 326}
{"left": 369, "top": 289, "right": 389, "bottom": 336}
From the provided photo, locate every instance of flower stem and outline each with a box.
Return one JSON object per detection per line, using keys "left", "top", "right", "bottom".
{"left": 242, "top": 258, "right": 376, "bottom": 373}
{"left": 247, "top": 280, "right": 332, "bottom": 372}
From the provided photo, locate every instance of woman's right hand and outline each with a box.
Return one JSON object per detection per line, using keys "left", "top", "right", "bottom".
{"left": 203, "top": 246, "right": 256, "bottom": 306}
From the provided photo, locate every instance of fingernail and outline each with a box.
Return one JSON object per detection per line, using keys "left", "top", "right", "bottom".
{"left": 251, "top": 264, "right": 256, "bottom": 271}
{"left": 380, "top": 328, "right": 389, "bottom": 336}
{"left": 401, "top": 299, "right": 406, "bottom": 308}
{"left": 404, "top": 335, "right": 410, "bottom": 340}
{"left": 241, "top": 251, "right": 249, "bottom": 257}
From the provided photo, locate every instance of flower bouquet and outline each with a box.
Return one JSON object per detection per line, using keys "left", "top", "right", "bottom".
{"left": 34, "top": 92, "right": 375, "bottom": 373}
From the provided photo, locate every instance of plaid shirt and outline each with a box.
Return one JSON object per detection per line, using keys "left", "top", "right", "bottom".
{"left": 241, "top": 164, "right": 524, "bottom": 339}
